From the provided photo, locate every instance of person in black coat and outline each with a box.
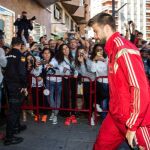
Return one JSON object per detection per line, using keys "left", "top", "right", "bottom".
{"left": 14, "top": 11, "right": 34, "bottom": 42}
{"left": 4, "top": 37, "right": 28, "bottom": 145}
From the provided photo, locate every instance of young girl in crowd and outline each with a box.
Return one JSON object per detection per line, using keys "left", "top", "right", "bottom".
{"left": 30, "top": 55, "right": 45, "bottom": 122}
{"left": 44, "top": 48, "right": 63, "bottom": 125}
{"left": 91, "top": 44, "right": 109, "bottom": 119}
{"left": 55, "top": 44, "right": 78, "bottom": 125}
{"left": 30, "top": 48, "right": 53, "bottom": 122}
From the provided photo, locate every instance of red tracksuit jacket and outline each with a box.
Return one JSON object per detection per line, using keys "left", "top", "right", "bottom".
{"left": 105, "top": 32, "right": 150, "bottom": 131}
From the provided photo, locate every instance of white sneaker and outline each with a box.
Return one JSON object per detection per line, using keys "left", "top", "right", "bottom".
{"left": 91, "top": 116, "right": 95, "bottom": 126}
{"left": 49, "top": 113, "right": 55, "bottom": 121}
{"left": 52, "top": 116, "right": 57, "bottom": 125}
{"left": 96, "top": 104, "right": 103, "bottom": 112}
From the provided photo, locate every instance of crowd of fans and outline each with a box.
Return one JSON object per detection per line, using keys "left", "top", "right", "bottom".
{"left": 0, "top": 11, "right": 150, "bottom": 145}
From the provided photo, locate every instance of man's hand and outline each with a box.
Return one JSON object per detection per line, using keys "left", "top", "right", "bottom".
{"left": 45, "top": 64, "right": 53, "bottom": 70}
{"left": 126, "top": 129, "right": 136, "bottom": 148}
{"left": 21, "top": 88, "right": 28, "bottom": 96}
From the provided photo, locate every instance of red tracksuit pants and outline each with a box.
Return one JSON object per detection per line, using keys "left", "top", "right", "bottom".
{"left": 93, "top": 113, "right": 150, "bottom": 150}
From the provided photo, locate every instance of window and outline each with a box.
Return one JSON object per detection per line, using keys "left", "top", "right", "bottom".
{"left": 65, "top": 13, "right": 69, "bottom": 27}
{"left": 0, "top": 19, "right": 4, "bottom": 30}
{"left": 31, "top": 23, "right": 46, "bottom": 42}
{"left": 71, "top": 20, "right": 74, "bottom": 31}
{"left": 79, "top": 0, "right": 84, "bottom": 6}
{"left": 54, "top": 4, "right": 62, "bottom": 20}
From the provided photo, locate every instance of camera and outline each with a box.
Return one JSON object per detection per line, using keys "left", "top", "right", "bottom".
{"left": 128, "top": 20, "right": 133, "bottom": 25}
{"left": 68, "top": 32, "right": 75, "bottom": 40}
{"left": 29, "top": 16, "right": 36, "bottom": 21}
{"left": 40, "top": 60, "right": 48, "bottom": 65}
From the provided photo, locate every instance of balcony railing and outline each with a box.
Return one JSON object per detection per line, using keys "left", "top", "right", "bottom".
{"left": 101, "top": 0, "right": 118, "bottom": 3}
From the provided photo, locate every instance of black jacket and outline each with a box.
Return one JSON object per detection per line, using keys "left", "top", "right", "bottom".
{"left": 14, "top": 18, "right": 33, "bottom": 37}
{"left": 4, "top": 48, "right": 27, "bottom": 88}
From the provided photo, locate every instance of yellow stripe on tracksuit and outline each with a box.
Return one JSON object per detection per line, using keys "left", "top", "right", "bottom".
{"left": 114, "top": 48, "right": 140, "bottom": 129}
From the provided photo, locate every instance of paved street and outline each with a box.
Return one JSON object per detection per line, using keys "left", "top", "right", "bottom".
{"left": 0, "top": 115, "right": 130, "bottom": 150}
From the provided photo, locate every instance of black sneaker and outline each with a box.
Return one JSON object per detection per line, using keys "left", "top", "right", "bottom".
{"left": 4, "top": 136, "right": 24, "bottom": 146}
{"left": 13, "top": 125, "right": 27, "bottom": 134}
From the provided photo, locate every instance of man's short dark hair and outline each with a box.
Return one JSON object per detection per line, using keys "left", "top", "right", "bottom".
{"left": 22, "top": 11, "right": 27, "bottom": 14}
{"left": 138, "top": 32, "right": 143, "bottom": 35}
{"left": 11, "top": 37, "right": 23, "bottom": 46}
{"left": 88, "top": 13, "right": 116, "bottom": 31}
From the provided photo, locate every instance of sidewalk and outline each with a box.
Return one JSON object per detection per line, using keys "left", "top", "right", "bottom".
{"left": 0, "top": 116, "right": 130, "bottom": 150}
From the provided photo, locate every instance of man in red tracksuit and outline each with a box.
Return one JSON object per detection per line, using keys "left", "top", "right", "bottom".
{"left": 88, "top": 13, "right": 150, "bottom": 150}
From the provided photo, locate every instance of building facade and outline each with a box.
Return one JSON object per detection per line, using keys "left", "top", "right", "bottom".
{"left": 0, "top": 0, "right": 91, "bottom": 43}
{"left": 61, "top": 0, "right": 91, "bottom": 38}
{"left": 100, "top": 0, "right": 150, "bottom": 40}
{"left": 118, "top": 0, "right": 147, "bottom": 40}
{"left": 90, "top": 0, "right": 101, "bottom": 18}
{"left": 0, "top": 0, "right": 53, "bottom": 43}
{"left": 101, "top": 0, "right": 119, "bottom": 29}
{"left": 50, "top": 2, "right": 78, "bottom": 39}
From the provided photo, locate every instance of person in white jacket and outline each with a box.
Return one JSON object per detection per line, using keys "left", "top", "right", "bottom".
{"left": 45, "top": 56, "right": 63, "bottom": 125}
{"left": 55, "top": 44, "right": 78, "bottom": 125}
{"left": 75, "top": 47, "right": 95, "bottom": 110}
{"left": 0, "top": 45, "right": 7, "bottom": 111}
{"left": 91, "top": 44, "right": 109, "bottom": 119}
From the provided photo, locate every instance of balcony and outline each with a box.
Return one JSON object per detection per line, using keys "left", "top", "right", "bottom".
{"left": 101, "top": 0, "right": 118, "bottom": 3}
{"left": 146, "top": 9, "right": 150, "bottom": 13}
{"left": 101, "top": 5, "right": 118, "bottom": 12}
{"left": 146, "top": 15, "right": 150, "bottom": 19}
{"left": 146, "top": 22, "right": 150, "bottom": 26}
{"left": 72, "top": 6, "right": 85, "bottom": 24}
{"left": 35, "top": 0, "right": 70, "bottom": 8}
{"left": 146, "top": 0, "right": 150, "bottom": 3}
{"left": 101, "top": 0, "right": 118, "bottom": 6}
{"left": 62, "top": 0, "right": 81, "bottom": 14}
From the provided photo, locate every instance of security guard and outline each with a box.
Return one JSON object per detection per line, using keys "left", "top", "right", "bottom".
{"left": 4, "top": 37, "right": 28, "bottom": 145}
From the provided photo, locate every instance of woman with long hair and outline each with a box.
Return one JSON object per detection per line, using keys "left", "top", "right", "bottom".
{"left": 75, "top": 47, "right": 95, "bottom": 112}
{"left": 56, "top": 44, "right": 78, "bottom": 125}
{"left": 91, "top": 44, "right": 109, "bottom": 120}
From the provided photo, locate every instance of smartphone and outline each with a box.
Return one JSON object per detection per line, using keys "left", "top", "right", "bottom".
{"left": 26, "top": 43, "right": 30, "bottom": 48}
{"left": 97, "top": 52, "right": 101, "bottom": 56}
{"left": 68, "top": 33, "right": 75, "bottom": 40}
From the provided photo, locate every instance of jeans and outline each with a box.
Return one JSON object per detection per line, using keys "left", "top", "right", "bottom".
{"left": 101, "top": 98, "right": 109, "bottom": 119}
{"left": 46, "top": 81, "right": 62, "bottom": 115}
{"left": 96, "top": 82, "right": 109, "bottom": 119}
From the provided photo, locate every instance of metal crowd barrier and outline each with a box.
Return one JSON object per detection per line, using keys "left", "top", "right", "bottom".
{"left": 2, "top": 74, "right": 110, "bottom": 125}
{"left": 21, "top": 74, "right": 93, "bottom": 125}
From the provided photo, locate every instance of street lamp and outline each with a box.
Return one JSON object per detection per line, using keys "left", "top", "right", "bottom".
{"left": 112, "top": 0, "right": 127, "bottom": 18}
{"left": 112, "top": 0, "right": 115, "bottom": 18}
